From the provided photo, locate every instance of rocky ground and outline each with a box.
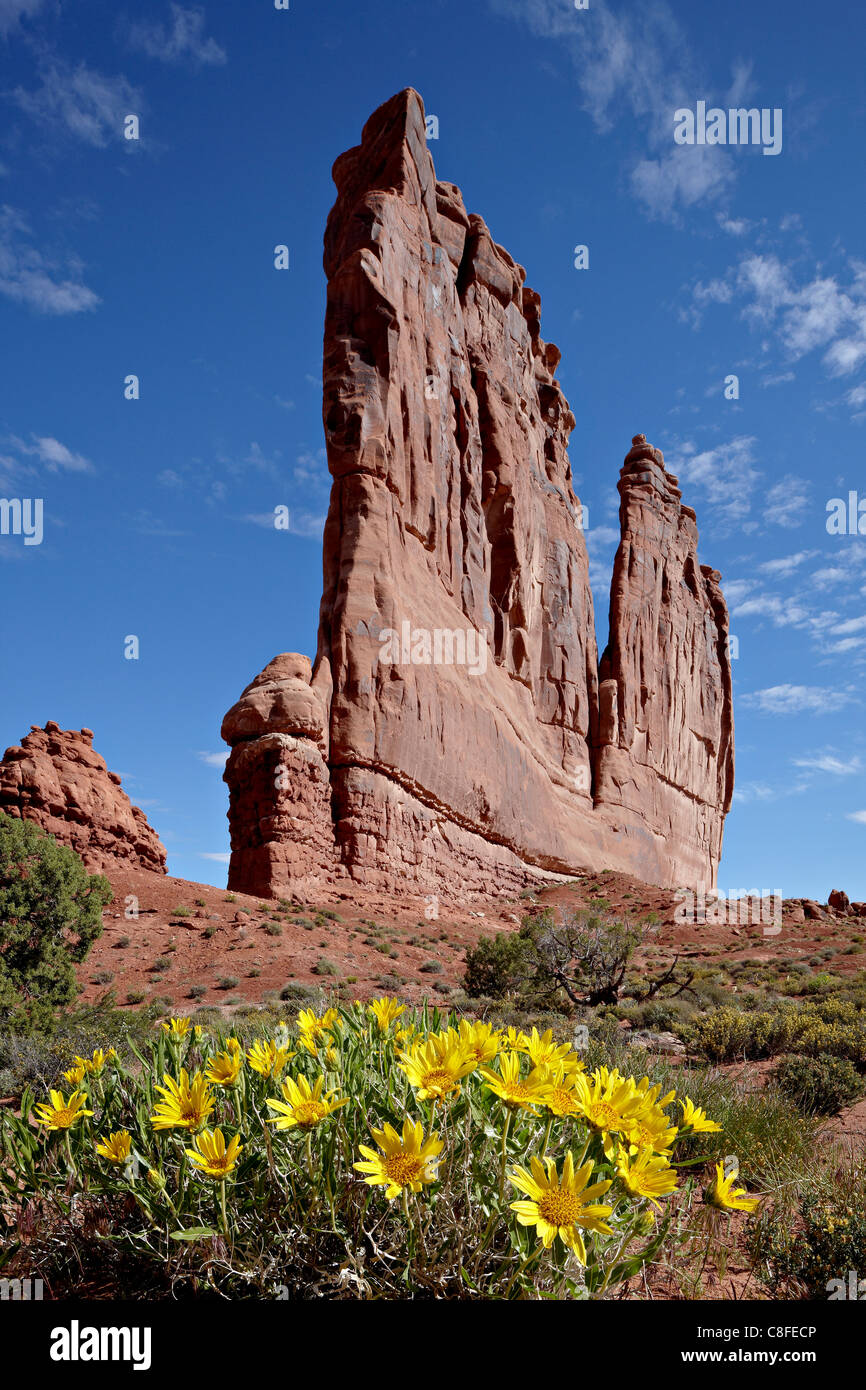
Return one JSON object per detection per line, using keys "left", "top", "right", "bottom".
{"left": 78, "top": 863, "right": 866, "bottom": 1013}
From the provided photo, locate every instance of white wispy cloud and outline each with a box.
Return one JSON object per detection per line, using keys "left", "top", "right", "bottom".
{"left": 764, "top": 475, "right": 810, "bottom": 529}
{"left": 196, "top": 750, "right": 228, "bottom": 768}
{"left": 846, "top": 811, "right": 866, "bottom": 825}
{"left": 741, "top": 684, "right": 856, "bottom": 715}
{"left": 792, "top": 751, "right": 862, "bottom": 776}
{"left": 811, "top": 545, "right": 866, "bottom": 590}
{"left": 0, "top": 0, "right": 44, "bottom": 35}
{"left": 731, "top": 781, "right": 780, "bottom": 804}
{"left": 667, "top": 436, "right": 760, "bottom": 528}
{"left": 0, "top": 206, "right": 100, "bottom": 315}
{"left": 19, "top": 435, "right": 93, "bottom": 471}
{"left": 126, "top": 5, "right": 227, "bottom": 67}
{"left": 732, "top": 593, "right": 812, "bottom": 627}
{"left": 758, "top": 550, "right": 816, "bottom": 575}
{"left": 830, "top": 615, "right": 866, "bottom": 636}
{"left": 721, "top": 577, "right": 754, "bottom": 605}
{"left": 689, "top": 252, "right": 866, "bottom": 407}
{"left": 716, "top": 214, "right": 751, "bottom": 236}
{"left": 3, "top": 432, "right": 94, "bottom": 473}
{"left": 198, "top": 851, "right": 230, "bottom": 863}
{"left": 13, "top": 60, "right": 142, "bottom": 147}
{"left": 488, "top": 0, "right": 757, "bottom": 222}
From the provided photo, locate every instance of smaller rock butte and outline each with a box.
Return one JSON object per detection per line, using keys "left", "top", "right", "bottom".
{"left": 221, "top": 89, "right": 735, "bottom": 903}
{"left": 0, "top": 722, "right": 167, "bottom": 875}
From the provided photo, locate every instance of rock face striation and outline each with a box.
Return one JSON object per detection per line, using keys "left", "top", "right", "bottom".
{"left": 0, "top": 722, "right": 167, "bottom": 875}
{"left": 222, "top": 89, "right": 734, "bottom": 901}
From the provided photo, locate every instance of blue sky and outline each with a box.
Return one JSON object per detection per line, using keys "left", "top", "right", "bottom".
{"left": 1, "top": 0, "right": 865, "bottom": 900}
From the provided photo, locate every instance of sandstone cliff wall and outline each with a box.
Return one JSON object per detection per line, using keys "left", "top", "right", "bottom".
{"left": 222, "top": 89, "right": 734, "bottom": 900}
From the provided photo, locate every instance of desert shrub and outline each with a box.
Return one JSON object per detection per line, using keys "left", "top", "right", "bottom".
{"left": 772, "top": 1054, "right": 863, "bottom": 1115}
{"left": 690, "top": 1000, "right": 866, "bottom": 1064}
{"left": 626, "top": 996, "right": 696, "bottom": 1032}
{"left": 217, "top": 976, "right": 239, "bottom": 991}
{"left": 0, "top": 999, "right": 159, "bottom": 1097}
{"left": 463, "top": 929, "right": 535, "bottom": 999}
{"left": 188, "top": 984, "right": 208, "bottom": 1000}
{"left": 464, "top": 909, "right": 691, "bottom": 1012}
{"left": 279, "top": 982, "right": 317, "bottom": 1003}
{"left": 311, "top": 959, "right": 337, "bottom": 977}
{"left": 0, "top": 812, "right": 112, "bottom": 1031}
{"left": 751, "top": 1155, "right": 866, "bottom": 1298}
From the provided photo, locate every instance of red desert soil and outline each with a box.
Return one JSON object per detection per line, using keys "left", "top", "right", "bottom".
{"left": 77, "top": 865, "right": 866, "bottom": 1015}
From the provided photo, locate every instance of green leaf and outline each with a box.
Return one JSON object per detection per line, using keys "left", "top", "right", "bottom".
{"left": 169, "top": 1226, "right": 217, "bottom": 1241}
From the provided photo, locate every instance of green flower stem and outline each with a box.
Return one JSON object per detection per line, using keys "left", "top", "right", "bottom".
{"left": 541, "top": 1114, "right": 554, "bottom": 1156}
{"left": 499, "top": 1107, "right": 512, "bottom": 1199}
{"left": 501, "top": 1243, "right": 543, "bottom": 1299}
{"left": 219, "top": 1178, "right": 228, "bottom": 1236}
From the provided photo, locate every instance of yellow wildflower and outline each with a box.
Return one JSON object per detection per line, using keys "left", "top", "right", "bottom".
{"left": 205, "top": 1049, "right": 243, "bottom": 1086}
{"left": 615, "top": 1146, "right": 678, "bottom": 1208}
{"left": 398, "top": 1036, "right": 476, "bottom": 1103}
{"left": 457, "top": 1019, "right": 501, "bottom": 1065}
{"left": 185, "top": 1127, "right": 242, "bottom": 1178}
{"left": 679, "top": 1098, "right": 722, "bottom": 1133}
{"left": 354, "top": 1118, "right": 442, "bottom": 1199}
{"left": 34, "top": 1089, "right": 93, "bottom": 1131}
{"left": 267, "top": 1074, "right": 349, "bottom": 1131}
{"left": 479, "top": 1052, "right": 552, "bottom": 1111}
{"left": 150, "top": 1069, "right": 214, "bottom": 1132}
{"left": 539, "top": 1062, "right": 583, "bottom": 1117}
{"left": 95, "top": 1130, "right": 133, "bottom": 1165}
{"left": 368, "top": 996, "right": 406, "bottom": 1031}
{"left": 162, "top": 1017, "right": 191, "bottom": 1040}
{"left": 706, "top": 1161, "right": 760, "bottom": 1214}
{"left": 510, "top": 1152, "right": 613, "bottom": 1263}
{"left": 246, "top": 1039, "right": 294, "bottom": 1078}
{"left": 524, "top": 1027, "right": 575, "bottom": 1071}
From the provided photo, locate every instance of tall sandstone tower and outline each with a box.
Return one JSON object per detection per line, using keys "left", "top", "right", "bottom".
{"left": 222, "top": 89, "right": 734, "bottom": 900}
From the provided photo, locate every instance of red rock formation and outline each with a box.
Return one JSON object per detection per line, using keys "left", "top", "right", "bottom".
{"left": 222, "top": 89, "right": 734, "bottom": 901}
{"left": 221, "top": 654, "right": 336, "bottom": 898}
{"left": 0, "top": 722, "right": 167, "bottom": 874}
{"left": 595, "top": 435, "right": 734, "bottom": 886}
